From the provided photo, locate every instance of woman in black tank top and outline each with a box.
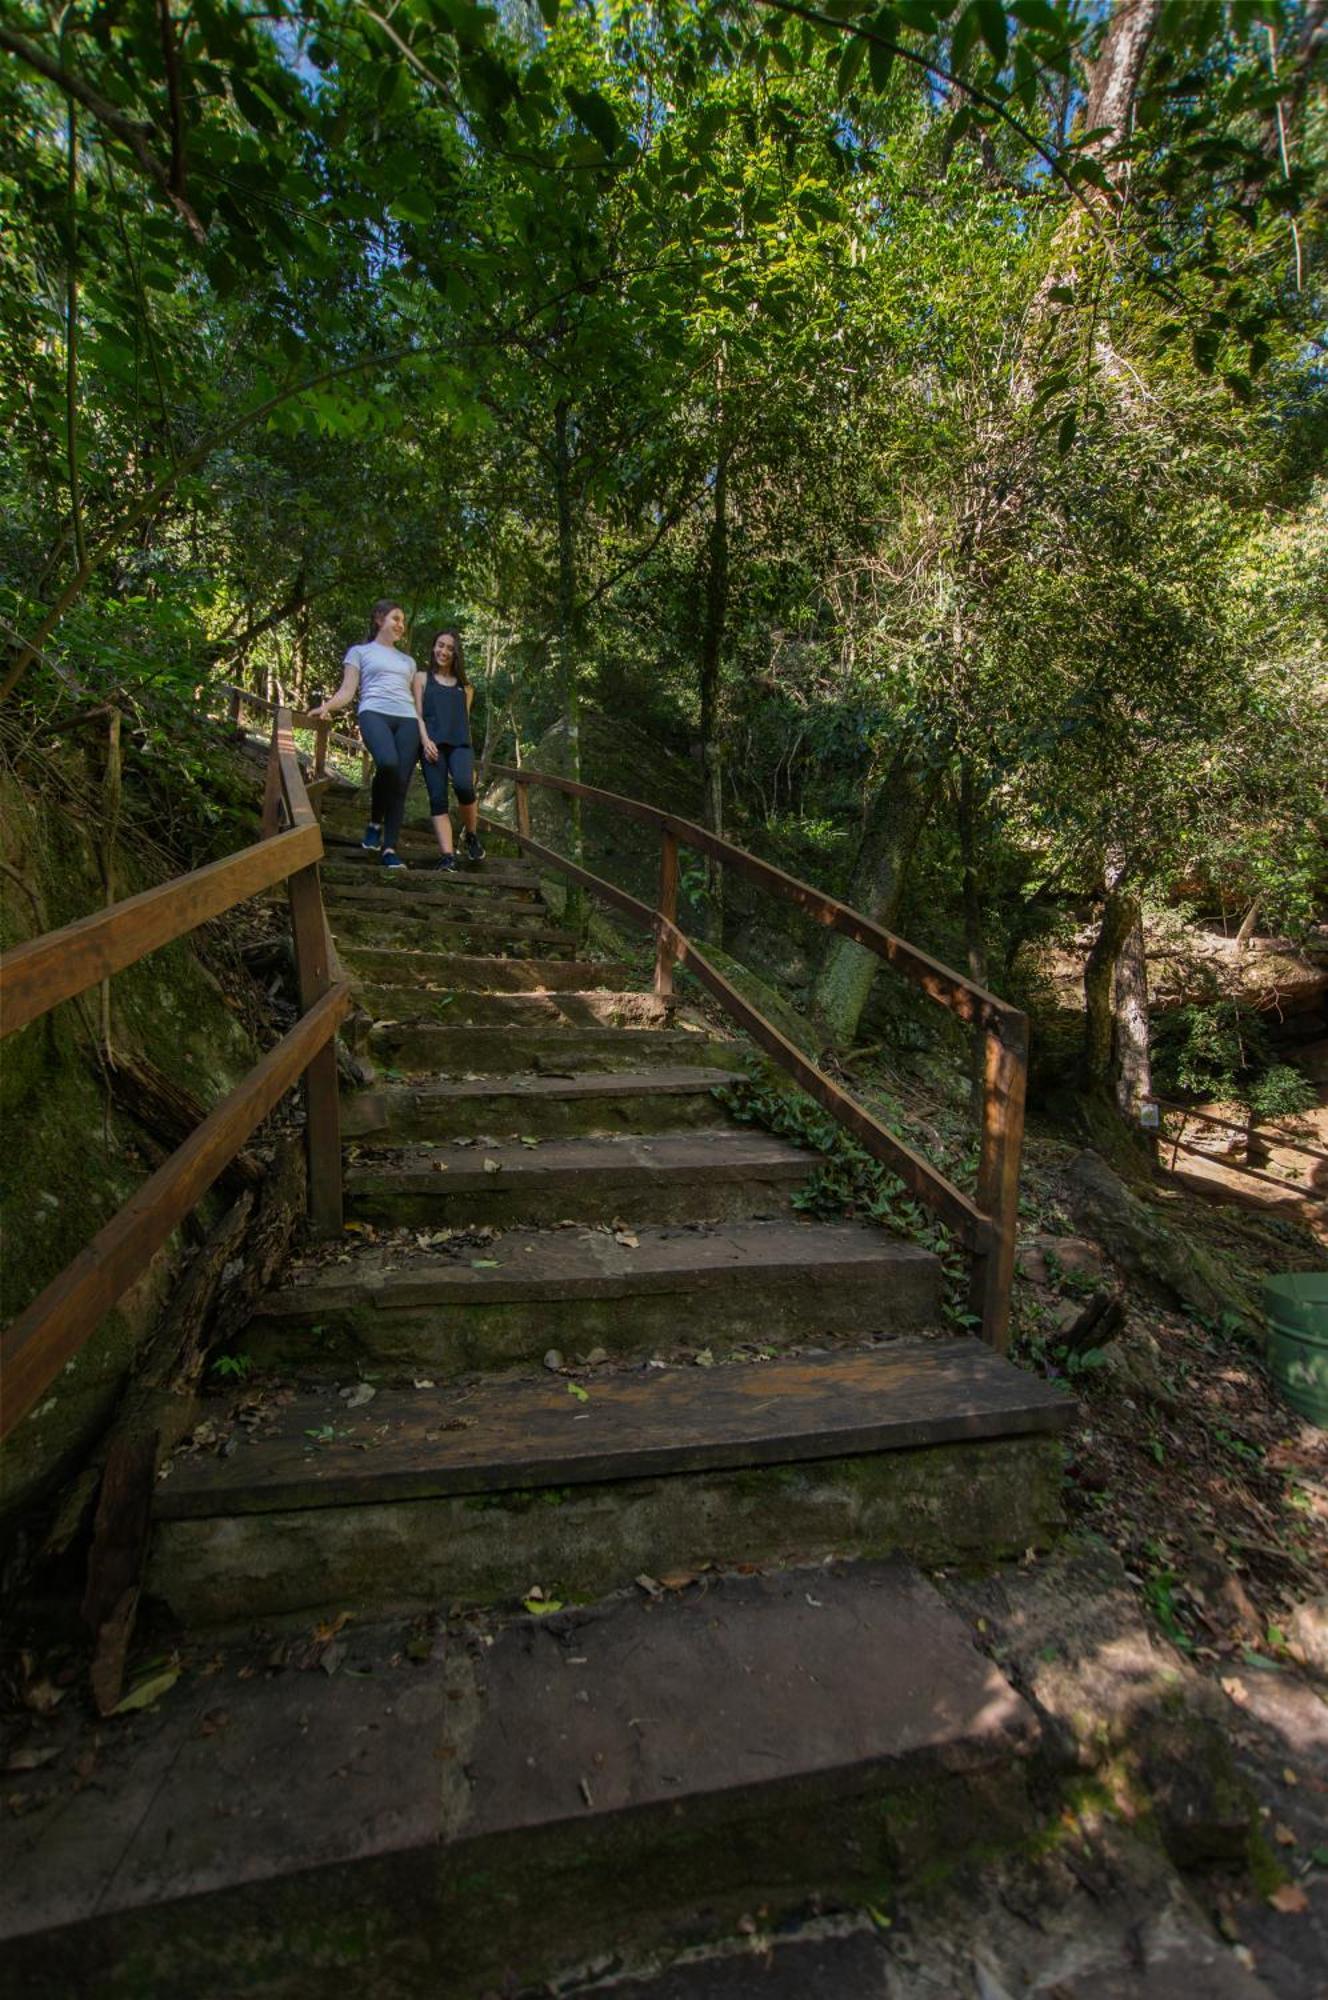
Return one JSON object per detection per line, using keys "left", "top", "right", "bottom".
{"left": 412, "top": 629, "right": 485, "bottom": 870}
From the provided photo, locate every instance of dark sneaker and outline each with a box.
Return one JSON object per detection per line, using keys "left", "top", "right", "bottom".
{"left": 433, "top": 854, "right": 458, "bottom": 872}
{"left": 360, "top": 822, "right": 382, "bottom": 851}
{"left": 463, "top": 828, "right": 486, "bottom": 863}
{"left": 381, "top": 849, "right": 407, "bottom": 871}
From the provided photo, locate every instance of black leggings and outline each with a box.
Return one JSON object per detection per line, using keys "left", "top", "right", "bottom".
{"left": 358, "top": 711, "right": 419, "bottom": 853}
{"left": 421, "top": 743, "right": 476, "bottom": 815}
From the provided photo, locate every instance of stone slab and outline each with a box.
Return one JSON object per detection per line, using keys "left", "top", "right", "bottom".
{"left": 338, "top": 949, "right": 639, "bottom": 993}
{"left": 155, "top": 1340, "right": 1068, "bottom": 1519}
{"left": 340, "top": 1067, "right": 736, "bottom": 1142}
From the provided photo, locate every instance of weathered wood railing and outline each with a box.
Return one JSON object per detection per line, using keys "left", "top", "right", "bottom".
{"left": 0, "top": 709, "right": 349, "bottom": 1443}
{"left": 481, "top": 767, "right": 1028, "bottom": 1353}
{"left": 1157, "top": 1098, "right": 1327, "bottom": 1196}
{"left": 221, "top": 682, "right": 367, "bottom": 785}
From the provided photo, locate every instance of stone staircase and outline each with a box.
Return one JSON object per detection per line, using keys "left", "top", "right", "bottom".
{"left": 2, "top": 787, "right": 1078, "bottom": 1997}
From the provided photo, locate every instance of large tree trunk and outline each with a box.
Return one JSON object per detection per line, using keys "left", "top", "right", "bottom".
{"left": 1081, "top": 851, "right": 1152, "bottom": 1123}
{"left": 810, "top": 745, "right": 932, "bottom": 1048}
{"left": 699, "top": 439, "right": 729, "bottom": 945}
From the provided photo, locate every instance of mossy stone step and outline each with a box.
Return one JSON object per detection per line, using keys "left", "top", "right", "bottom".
{"left": 148, "top": 1343, "right": 1071, "bottom": 1627}
{"left": 362, "top": 1020, "right": 738, "bottom": 1076}
{"left": 328, "top": 908, "right": 578, "bottom": 955}
{"left": 338, "top": 948, "right": 642, "bottom": 994}
{"left": 345, "top": 1129, "right": 811, "bottom": 1228}
{"left": 353, "top": 988, "right": 673, "bottom": 1029}
{"left": 322, "top": 864, "right": 543, "bottom": 906}
{"left": 326, "top": 882, "right": 551, "bottom": 920}
{"left": 341, "top": 1067, "right": 738, "bottom": 1143}
{"left": 0, "top": 1563, "right": 1047, "bottom": 1997}
{"left": 241, "top": 1217, "right": 945, "bottom": 1375}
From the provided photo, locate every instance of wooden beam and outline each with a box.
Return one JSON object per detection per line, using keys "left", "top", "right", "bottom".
{"left": 0, "top": 983, "right": 350, "bottom": 1441}
{"left": 287, "top": 860, "right": 342, "bottom": 1236}
{"left": 0, "top": 821, "right": 323, "bottom": 1039}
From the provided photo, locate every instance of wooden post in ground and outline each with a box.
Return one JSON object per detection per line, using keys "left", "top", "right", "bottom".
{"left": 515, "top": 775, "right": 532, "bottom": 845}
{"left": 314, "top": 720, "right": 330, "bottom": 780}
{"left": 654, "top": 827, "right": 679, "bottom": 999}
{"left": 968, "top": 1009, "right": 1028, "bottom": 1354}
{"left": 287, "top": 861, "right": 343, "bottom": 1236}
{"left": 228, "top": 686, "right": 243, "bottom": 731}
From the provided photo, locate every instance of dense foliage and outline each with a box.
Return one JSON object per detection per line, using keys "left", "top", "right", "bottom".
{"left": 1, "top": 0, "right": 1324, "bottom": 1102}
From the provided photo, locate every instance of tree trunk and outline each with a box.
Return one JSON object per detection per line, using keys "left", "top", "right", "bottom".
{"left": 1081, "top": 851, "right": 1152, "bottom": 1125}
{"left": 699, "top": 440, "right": 729, "bottom": 945}
{"left": 810, "top": 745, "right": 932, "bottom": 1048}
{"left": 553, "top": 395, "right": 585, "bottom": 929}
{"left": 957, "top": 758, "right": 988, "bottom": 1116}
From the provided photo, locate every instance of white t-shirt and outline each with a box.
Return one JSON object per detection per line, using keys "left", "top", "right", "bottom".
{"left": 345, "top": 641, "right": 417, "bottom": 719}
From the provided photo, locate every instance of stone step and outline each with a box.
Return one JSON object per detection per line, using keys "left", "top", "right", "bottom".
{"left": 150, "top": 1344, "right": 1071, "bottom": 1630}
{"left": 0, "top": 1562, "right": 1048, "bottom": 1997}
{"left": 241, "top": 1217, "right": 945, "bottom": 1375}
{"left": 325, "top": 881, "right": 551, "bottom": 921}
{"left": 328, "top": 907, "right": 578, "bottom": 955}
{"left": 362, "top": 1020, "right": 739, "bottom": 1077}
{"left": 322, "top": 836, "right": 539, "bottom": 886}
{"left": 338, "top": 947, "right": 642, "bottom": 994}
{"left": 341, "top": 1067, "right": 738, "bottom": 1143}
{"left": 320, "top": 868, "right": 544, "bottom": 916}
{"left": 354, "top": 989, "right": 673, "bottom": 1030}
{"left": 346, "top": 1129, "right": 812, "bottom": 1228}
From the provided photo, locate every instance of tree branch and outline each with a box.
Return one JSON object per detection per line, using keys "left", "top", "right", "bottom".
{"left": 0, "top": 21, "right": 205, "bottom": 240}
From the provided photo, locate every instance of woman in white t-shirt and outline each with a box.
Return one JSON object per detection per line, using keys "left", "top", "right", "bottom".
{"left": 313, "top": 599, "right": 419, "bottom": 871}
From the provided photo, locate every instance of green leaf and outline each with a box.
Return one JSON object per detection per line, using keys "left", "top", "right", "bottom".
{"left": 837, "top": 34, "right": 868, "bottom": 96}
{"left": 522, "top": 1596, "right": 564, "bottom": 1615}
{"left": 973, "top": 0, "right": 1008, "bottom": 64}
{"left": 537, "top": 0, "right": 559, "bottom": 23}
{"left": 951, "top": 3, "right": 983, "bottom": 69}
{"left": 1057, "top": 408, "right": 1077, "bottom": 454}
{"left": 567, "top": 1382, "right": 590, "bottom": 1402}
{"left": 1192, "top": 327, "right": 1220, "bottom": 374}
{"left": 113, "top": 1668, "right": 180, "bottom": 1714}
{"left": 867, "top": 9, "right": 896, "bottom": 91}
{"left": 565, "top": 86, "right": 620, "bottom": 156}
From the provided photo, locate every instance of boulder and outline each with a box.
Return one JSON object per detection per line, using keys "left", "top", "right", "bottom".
{"left": 1063, "top": 1151, "right": 1258, "bottom": 1326}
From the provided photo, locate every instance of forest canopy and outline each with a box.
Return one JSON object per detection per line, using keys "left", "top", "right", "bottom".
{"left": 1, "top": 0, "right": 1325, "bottom": 1102}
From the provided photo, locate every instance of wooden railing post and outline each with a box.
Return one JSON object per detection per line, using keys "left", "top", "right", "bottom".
{"left": 286, "top": 859, "right": 342, "bottom": 1236}
{"left": 261, "top": 730, "right": 283, "bottom": 837}
{"left": 314, "top": 720, "right": 330, "bottom": 780}
{"left": 968, "top": 1010, "right": 1029, "bottom": 1354}
{"left": 654, "top": 827, "right": 679, "bottom": 999}
{"left": 228, "top": 686, "right": 243, "bottom": 730}
{"left": 515, "top": 774, "right": 532, "bottom": 844}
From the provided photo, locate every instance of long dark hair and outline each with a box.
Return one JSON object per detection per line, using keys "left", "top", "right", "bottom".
{"left": 365, "top": 598, "right": 403, "bottom": 644}
{"left": 426, "top": 628, "right": 468, "bottom": 687}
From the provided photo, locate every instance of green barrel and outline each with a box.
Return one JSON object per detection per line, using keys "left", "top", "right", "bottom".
{"left": 1265, "top": 1273, "right": 1328, "bottom": 1427}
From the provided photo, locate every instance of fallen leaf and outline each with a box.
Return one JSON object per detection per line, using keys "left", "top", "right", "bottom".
{"left": 635, "top": 1573, "right": 663, "bottom": 1598}
{"left": 340, "top": 1382, "right": 376, "bottom": 1409}
{"left": 520, "top": 1136, "right": 540, "bottom": 1148}
{"left": 522, "top": 1597, "right": 564, "bottom": 1616}
{"left": 483, "top": 1158, "right": 502, "bottom": 1174}
{"left": 1221, "top": 1677, "right": 1250, "bottom": 1705}
{"left": 693, "top": 1348, "right": 715, "bottom": 1368}
{"left": 471, "top": 1259, "right": 500, "bottom": 1269}
{"left": 567, "top": 1383, "right": 590, "bottom": 1404}
{"left": 113, "top": 1667, "right": 180, "bottom": 1715}
{"left": 659, "top": 1571, "right": 696, "bottom": 1591}
{"left": 5, "top": 1745, "right": 61, "bottom": 1773}
{"left": 413, "top": 1379, "right": 435, "bottom": 1390}
{"left": 21, "top": 1679, "right": 63, "bottom": 1716}
{"left": 1273, "top": 1823, "right": 1297, "bottom": 1847}
{"left": 1268, "top": 1883, "right": 1309, "bottom": 1914}
{"left": 431, "top": 1161, "right": 449, "bottom": 1173}
{"left": 614, "top": 1230, "right": 640, "bottom": 1249}
{"left": 1283, "top": 1767, "right": 1300, "bottom": 1787}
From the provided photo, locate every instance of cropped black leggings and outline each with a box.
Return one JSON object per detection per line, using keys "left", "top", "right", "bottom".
{"left": 358, "top": 711, "right": 419, "bottom": 853}
{"left": 421, "top": 743, "right": 476, "bottom": 815}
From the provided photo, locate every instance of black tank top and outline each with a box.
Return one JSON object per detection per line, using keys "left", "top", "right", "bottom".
{"left": 421, "top": 677, "right": 470, "bottom": 747}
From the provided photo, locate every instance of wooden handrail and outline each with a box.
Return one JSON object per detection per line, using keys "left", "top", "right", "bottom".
{"left": 481, "top": 766, "right": 1029, "bottom": 1350}
{"left": 219, "top": 682, "right": 364, "bottom": 772}
{"left": 1, "top": 708, "right": 347, "bottom": 1441}
{"left": 1154, "top": 1098, "right": 1326, "bottom": 1166}
{"left": 0, "top": 822, "right": 322, "bottom": 1039}
{"left": 486, "top": 765, "right": 1020, "bottom": 1031}
{"left": 0, "top": 984, "right": 349, "bottom": 1438}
